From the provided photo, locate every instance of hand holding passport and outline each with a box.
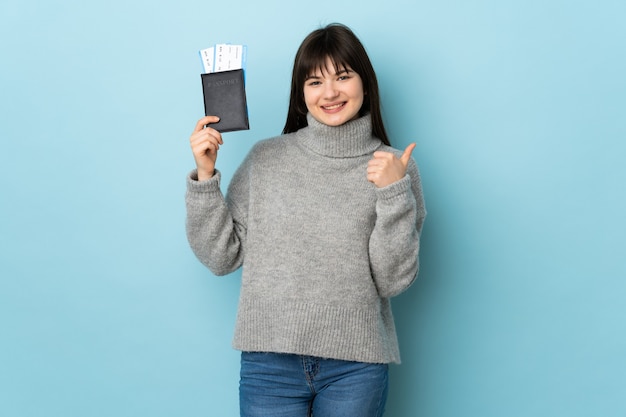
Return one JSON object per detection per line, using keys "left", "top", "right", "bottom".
{"left": 199, "top": 44, "right": 249, "bottom": 133}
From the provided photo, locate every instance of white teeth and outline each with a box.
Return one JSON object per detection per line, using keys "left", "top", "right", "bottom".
{"left": 323, "top": 103, "right": 344, "bottom": 110}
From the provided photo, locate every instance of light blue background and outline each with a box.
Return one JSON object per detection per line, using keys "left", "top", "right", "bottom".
{"left": 1, "top": 0, "right": 625, "bottom": 416}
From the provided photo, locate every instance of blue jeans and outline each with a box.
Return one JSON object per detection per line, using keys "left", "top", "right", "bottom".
{"left": 239, "top": 352, "right": 388, "bottom": 417}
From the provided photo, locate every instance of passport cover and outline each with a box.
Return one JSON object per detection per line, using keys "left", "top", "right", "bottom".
{"left": 201, "top": 69, "right": 249, "bottom": 132}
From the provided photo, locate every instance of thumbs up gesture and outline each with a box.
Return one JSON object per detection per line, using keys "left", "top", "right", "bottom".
{"left": 367, "top": 143, "right": 416, "bottom": 188}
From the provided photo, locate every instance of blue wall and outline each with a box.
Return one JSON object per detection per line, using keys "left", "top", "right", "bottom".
{"left": 1, "top": 1, "right": 625, "bottom": 416}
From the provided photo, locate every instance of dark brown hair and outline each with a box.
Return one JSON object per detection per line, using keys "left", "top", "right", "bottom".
{"left": 282, "top": 23, "right": 390, "bottom": 146}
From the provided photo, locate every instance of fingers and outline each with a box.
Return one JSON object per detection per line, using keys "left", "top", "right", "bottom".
{"left": 191, "top": 117, "right": 223, "bottom": 147}
{"left": 193, "top": 115, "right": 221, "bottom": 133}
{"left": 190, "top": 117, "right": 223, "bottom": 171}
{"left": 190, "top": 127, "right": 222, "bottom": 155}
{"left": 367, "top": 156, "right": 390, "bottom": 170}
{"left": 188, "top": 116, "right": 224, "bottom": 181}
{"left": 368, "top": 143, "right": 416, "bottom": 188}
{"left": 367, "top": 156, "right": 395, "bottom": 186}
{"left": 372, "top": 143, "right": 415, "bottom": 166}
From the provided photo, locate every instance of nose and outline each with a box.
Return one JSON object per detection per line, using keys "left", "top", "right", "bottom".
{"left": 322, "top": 81, "right": 339, "bottom": 99}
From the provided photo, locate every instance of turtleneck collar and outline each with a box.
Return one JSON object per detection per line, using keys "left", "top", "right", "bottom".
{"left": 295, "top": 113, "right": 382, "bottom": 158}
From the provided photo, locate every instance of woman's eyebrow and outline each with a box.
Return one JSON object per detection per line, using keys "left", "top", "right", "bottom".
{"left": 305, "top": 68, "right": 353, "bottom": 80}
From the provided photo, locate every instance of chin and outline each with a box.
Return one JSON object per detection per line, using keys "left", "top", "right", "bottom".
{"left": 317, "top": 112, "right": 360, "bottom": 127}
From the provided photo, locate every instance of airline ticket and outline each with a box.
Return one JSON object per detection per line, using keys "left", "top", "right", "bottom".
{"left": 200, "top": 44, "right": 247, "bottom": 74}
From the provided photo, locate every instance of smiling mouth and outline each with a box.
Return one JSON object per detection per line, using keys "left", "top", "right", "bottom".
{"left": 322, "top": 102, "right": 346, "bottom": 111}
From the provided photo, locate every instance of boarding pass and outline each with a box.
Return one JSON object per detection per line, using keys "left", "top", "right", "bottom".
{"left": 199, "top": 44, "right": 247, "bottom": 74}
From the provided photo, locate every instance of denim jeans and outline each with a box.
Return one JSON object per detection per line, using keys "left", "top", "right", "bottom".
{"left": 239, "top": 352, "right": 388, "bottom": 417}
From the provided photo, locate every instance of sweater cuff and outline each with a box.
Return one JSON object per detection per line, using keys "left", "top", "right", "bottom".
{"left": 375, "top": 174, "right": 412, "bottom": 203}
{"left": 186, "top": 169, "right": 222, "bottom": 193}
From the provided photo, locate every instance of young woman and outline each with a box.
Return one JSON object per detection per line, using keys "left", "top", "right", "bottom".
{"left": 186, "top": 23, "right": 426, "bottom": 417}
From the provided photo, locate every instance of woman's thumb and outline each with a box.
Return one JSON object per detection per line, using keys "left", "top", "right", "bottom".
{"left": 400, "top": 143, "right": 416, "bottom": 166}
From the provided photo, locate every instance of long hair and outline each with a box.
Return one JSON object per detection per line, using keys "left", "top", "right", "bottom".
{"left": 282, "top": 23, "right": 390, "bottom": 146}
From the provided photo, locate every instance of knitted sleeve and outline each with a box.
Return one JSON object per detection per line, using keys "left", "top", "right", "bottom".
{"left": 368, "top": 158, "right": 426, "bottom": 298}
{"left": 185, "top": 162, "right": 250, "bottom": 276}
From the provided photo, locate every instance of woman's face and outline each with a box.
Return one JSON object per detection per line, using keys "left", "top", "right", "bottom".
{"left": 303, "top": 57, "right": 364, "bottom": 127}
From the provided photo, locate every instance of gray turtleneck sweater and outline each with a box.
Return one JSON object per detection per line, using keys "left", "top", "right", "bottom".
{"left": 186, "top": 114, "right": 426, "bottom": 364}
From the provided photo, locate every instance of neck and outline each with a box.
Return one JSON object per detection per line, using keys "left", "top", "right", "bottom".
{"left": 296, "top": 113, "right": 381, "bottom": 158}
